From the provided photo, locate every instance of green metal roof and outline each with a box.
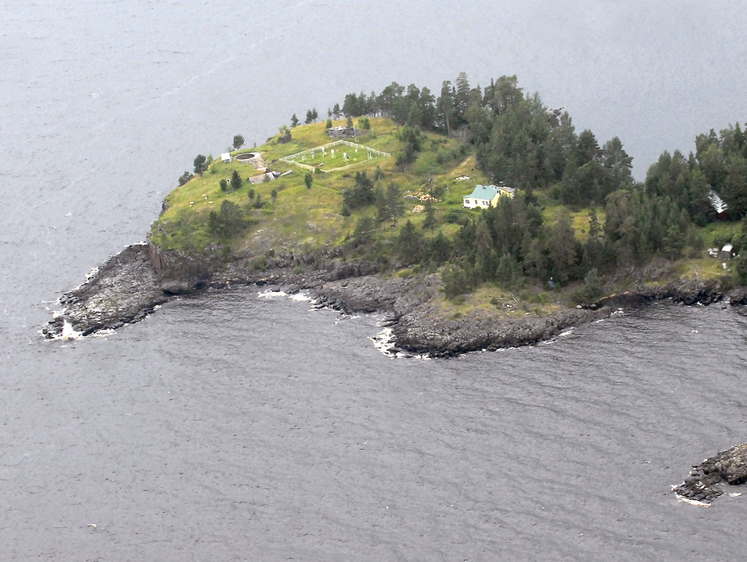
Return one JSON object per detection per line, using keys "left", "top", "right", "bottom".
{"left": 463, "top": 184, "right": 500, "bottom": 201}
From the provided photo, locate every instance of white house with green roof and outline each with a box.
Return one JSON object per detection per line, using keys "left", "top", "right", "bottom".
{"left": 462, "top": 184, "right": 515, "bottom": 209}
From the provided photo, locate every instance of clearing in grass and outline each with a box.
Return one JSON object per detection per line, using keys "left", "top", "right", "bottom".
{"left": 280, "top": 140, "right": 391, "bottom": 172}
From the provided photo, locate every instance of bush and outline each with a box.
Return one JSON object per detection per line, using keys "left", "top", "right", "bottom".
{"left": 178, "top": 171, "right": 194, "bottom": 186}
{"left": 734, "top": 253, "right": 747, "bottom": 285}
{"left": 208, "top": 200, "right": 247, "bottom": 239}
{"left": 442, "top": 265, "right": 474, "bottom": 300}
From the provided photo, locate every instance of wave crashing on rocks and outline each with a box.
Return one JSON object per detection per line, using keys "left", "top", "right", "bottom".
{"left": 673, "top": 443, "right": 747, "bottom": 504}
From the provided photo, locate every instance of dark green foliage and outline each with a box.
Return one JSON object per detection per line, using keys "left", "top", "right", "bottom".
{"left": 442, "top": 264, "right": 477, "bottom": 300}
{"left": 278, "top": 127, "right": 292, "bottom": 144}
{"left": 325, "top": 118, "right": 332, "bottom": 129}
{"left": 193, "top": 78, "right": 747, "bottom": 299}
{"left": 230, "top": 170, "right": 242, "bottom": 191}
{"left": 233, "top": 135, "right": 244, "bottom": 150}
{"left": 209, "top": 200, "right": 247, "bottom": 239}
{"left": 178, "top": 171, "right": 194, "bottom": 186}
{"left": 351, "top": 216, "right": 376, "bottom": 247}
{"left": 732, "top": 218, "right": 747, "bottom": 285}
{"left": 604, "top": 190, "right": 694, "bottom": 265}
{"left": 253, "top": 194, "right": 263, "bottom": 208}
{"left": 646, "top": 122, "right": 747, "bottom": 223}
{"left": 291, "top": 114, "right": 299, "bottom": 128}
{"left": 396, "top": 220, "right": 423, "bottom": 263}
{"left": 193, "top": 154, "right": 207, "bottom": 175}
{"left": 342, "top": 172, "right": 375, "bottom": 211}
{"left": 548, "top": 208, "right": 581, "bottom": 283}
{"left": 304, "top": 108, "right": 318, "bottom": 124}
{"left": 304, "top": 172, "right": 313, "bottom": 189}
{"left": 219, "top": 179, "right": 228, "bottom": 192}
{"left": 422, "top": 199, "right": 437, "bottom": 230}
{"left": 734, "top": 253, "right": 747, "bottom": 285}
{"left": 424, "top": 231, "right": 452, "bottom": 265}
{"left": 376, "top": 182, "right": 404, "bottom": 223}
{"left": 645, "top": 150, "right": 715, "bottom": 224}
{"left": 331, "top": 74, "right": 743, "bottom": 291}
{"left": 496, "top": 252, "right": 521, "bottom": 286}
{"left": 247, "top": 188, "right": 255, "bottom": 200}
{"left": 724, "top": 155, "right": 747, "bottom": 218}
{"left": 571, "top": 267, "right": 604, "bottom": 303}
{"left": 271, "top": 188, "right": 278, "bottom": 201}
{"left": 396, "top": 125, "right": 423, "bottom": 171}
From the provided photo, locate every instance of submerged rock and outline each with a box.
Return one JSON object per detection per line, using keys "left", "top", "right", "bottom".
{"left": 673, "top": 443, "right": 747, "bottom": 503}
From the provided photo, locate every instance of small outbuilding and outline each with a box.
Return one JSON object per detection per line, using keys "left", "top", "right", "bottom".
{"left": 221, "top": 153, "right": 232, "bottom": 163}
{"left": 720, "top": 244, "right": 734, "bottom": 261}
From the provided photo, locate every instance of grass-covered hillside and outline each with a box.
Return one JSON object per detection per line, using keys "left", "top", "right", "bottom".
{"left": 150, "top": 75, "right": 747, "bottom": 314}
{"left": 151, "top": 117, "right": 477, "bottom": 260}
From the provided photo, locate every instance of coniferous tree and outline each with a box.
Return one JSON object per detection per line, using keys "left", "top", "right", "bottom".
{"left": 193, "top": 154, "right": 207, "bottom": 175}
{"left": 230, "top": 170, "right": 242, "bottom": 191}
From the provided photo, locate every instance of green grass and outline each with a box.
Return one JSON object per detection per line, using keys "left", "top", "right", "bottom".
{"left": 151, "top": 116, "right": 483, "bottom": 255}
{"left": 701, "top": 221, "right": 740, "bottom": 247}
{"left": 281, "top": 141, "right": 388, "bottom": 171}
{"left": 150, "top": 116, "right": 745, "bottom": 308}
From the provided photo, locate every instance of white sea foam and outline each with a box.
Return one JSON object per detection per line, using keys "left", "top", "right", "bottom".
{"left": 370, "top": 327, "right": 397, "bottom": 356}
{"left": 290, "top": 292, "right": 312, "bottom": 302}
{"left": 60, "top": 320, "right": 83, "bottom": 341}
{"left": 257, "top": 289, "right": 287, "bottom": 299}
{"left": 369, "top": 327, "right": 430, "bottom": 360}
{"left": 84, "top": 266, "right": 100, "bottom": 282}
{"left": 674, "top": 494, "right": 711, "bottom": 507}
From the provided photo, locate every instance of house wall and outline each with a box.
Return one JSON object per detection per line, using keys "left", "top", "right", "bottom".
{"left": 463, "top": 198, "right": 491, "bottom": 209}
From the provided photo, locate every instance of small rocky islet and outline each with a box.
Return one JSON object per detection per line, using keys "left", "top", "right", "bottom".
{"left": 673, "top": 444, "right": 747, "bottom": 504}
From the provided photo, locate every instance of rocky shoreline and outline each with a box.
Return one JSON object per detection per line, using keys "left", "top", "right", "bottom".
{"left": 673, "top": 444, "right": 747, "bottom": 503}
{"left": 43, "top": 243, "right": 747, "bottom": 356}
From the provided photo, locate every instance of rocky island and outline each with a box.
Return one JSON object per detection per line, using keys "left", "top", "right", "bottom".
{"left": 673, "top": 444, "right": 747, "bottom": 504}
{"left": 44, "top": 75, "right": 747, "bottom": 357}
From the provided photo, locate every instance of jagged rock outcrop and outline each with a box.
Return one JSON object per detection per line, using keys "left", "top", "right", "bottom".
{"left": 673, "top": 444, "right": 747, "bottom": 503}
{"left": 393, "top": 304, "right": 605, "bottom": 357}
{"left": 42, "top": 244, "right": 167, "bottom": 338}
{"left": 43, "top": 240, "right": 747, "bottom": 355}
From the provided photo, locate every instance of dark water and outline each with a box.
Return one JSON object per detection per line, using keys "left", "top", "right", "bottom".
{"left": 3, "top": 1, "right": 747, "bottom": 560}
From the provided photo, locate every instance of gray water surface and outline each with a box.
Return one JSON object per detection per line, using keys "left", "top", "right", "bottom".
{"left": 3, "top": 1, "right": 747, "bottom": 560}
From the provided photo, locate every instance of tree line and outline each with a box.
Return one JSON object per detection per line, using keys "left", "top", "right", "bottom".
{"left": 334, "top": 74, "right": 747, "bottom": 298}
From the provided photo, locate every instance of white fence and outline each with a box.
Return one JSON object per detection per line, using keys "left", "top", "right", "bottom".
{"left": 279, "top": 140, "right": 391, "bottom": 173}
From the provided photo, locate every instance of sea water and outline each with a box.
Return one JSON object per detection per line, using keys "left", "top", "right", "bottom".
{"left": 3, "top": 2, "right": 747, "bottom": 560}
